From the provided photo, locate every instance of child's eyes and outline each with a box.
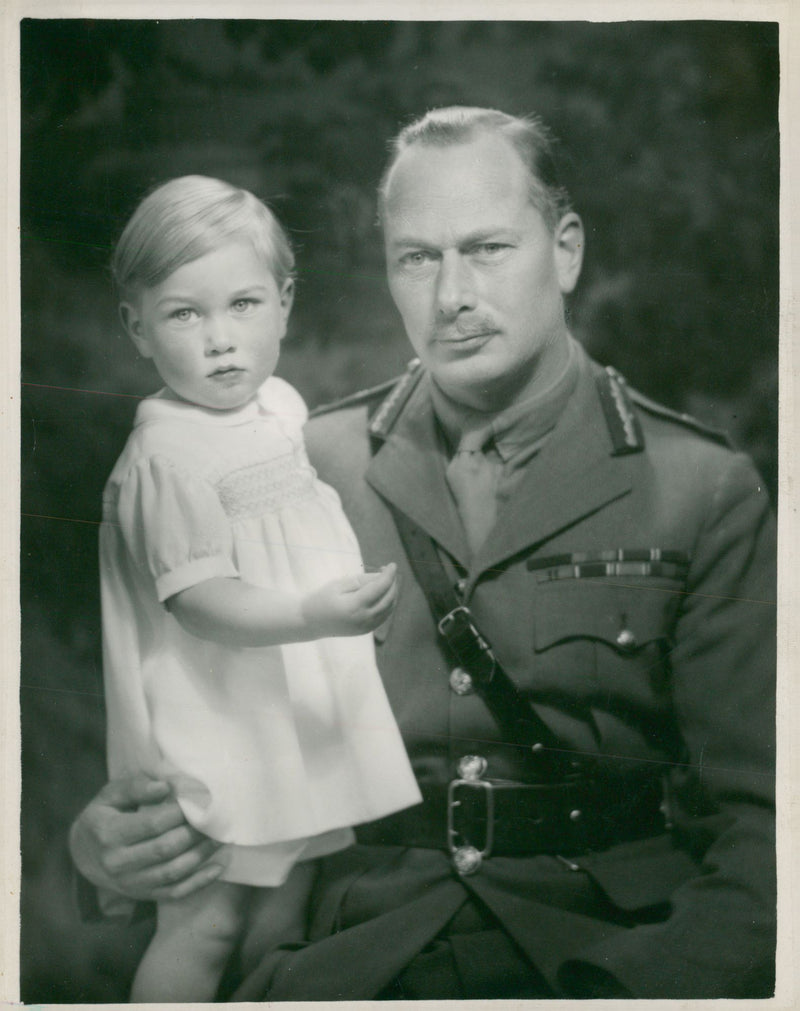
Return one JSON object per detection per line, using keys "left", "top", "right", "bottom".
{"left": 232, "top": 298, "right": 260, "bottom": 314}
{"left": 166, "top": 300, "right": 259, "bottom": 321}
{"left": 169, "top": 307, "right": 197, "bottom": 323}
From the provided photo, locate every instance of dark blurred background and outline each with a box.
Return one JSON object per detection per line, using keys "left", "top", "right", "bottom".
{"left": 20, "top": 18, "right": 779, "bottom": 1002}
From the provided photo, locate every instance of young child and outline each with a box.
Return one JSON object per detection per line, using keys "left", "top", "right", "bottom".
{"left": 100, "top": 175, "right": 421, "bottom": 1002}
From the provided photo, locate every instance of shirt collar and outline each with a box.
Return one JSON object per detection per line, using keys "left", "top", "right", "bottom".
{"left": 429, "top": 335, "right": 581, "bottom": 462}
{"left": 134, "top": 383, "right": 273, "bottom": 428}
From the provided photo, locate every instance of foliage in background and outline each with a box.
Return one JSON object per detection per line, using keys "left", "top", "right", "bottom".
{"left": 20, "top": 19, "right": 778, "bottom": 1002}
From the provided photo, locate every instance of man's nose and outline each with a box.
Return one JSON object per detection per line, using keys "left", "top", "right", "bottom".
{"left": 435, "top": 252, "right": 478, "bottom": 317}
{"left": 204, "top": 316, "right": 235, "bottom": 354}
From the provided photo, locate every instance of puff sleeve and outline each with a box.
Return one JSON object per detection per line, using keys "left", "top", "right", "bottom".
{"left": 113, "top": 454, "right": 239, "bottom": 602}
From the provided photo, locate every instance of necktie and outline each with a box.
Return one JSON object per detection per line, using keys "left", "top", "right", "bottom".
{"left": 445, "top": 426, "right": 500, "bottom": 556}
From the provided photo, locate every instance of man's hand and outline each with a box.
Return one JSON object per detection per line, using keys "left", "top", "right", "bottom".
{"left": 69, "top": 775, "right": 227, "bottom": 903}
{"left": 302, "top": 563, "right": 398, "bottom": 638}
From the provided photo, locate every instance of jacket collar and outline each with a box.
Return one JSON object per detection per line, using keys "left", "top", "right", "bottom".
{"left": 469, "top": 348, "right": 633, "bottom": 580}
{"left": 366, "top": 373, "right": 471, "bottom": 563}
{"left": 365, "top": 345, "right": 634, "bottom": 575}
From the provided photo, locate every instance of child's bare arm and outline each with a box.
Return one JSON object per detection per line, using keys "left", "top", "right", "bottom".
{"left": 168, "top": 563, "right": 398, "bottom": 647}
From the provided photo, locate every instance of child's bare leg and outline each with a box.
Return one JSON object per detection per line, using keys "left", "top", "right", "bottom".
{"left": 239, "top": 860, "right": 317, "bottom": 973}
{"left": 130, "top": 880, "right": 250, "bottom": 1003}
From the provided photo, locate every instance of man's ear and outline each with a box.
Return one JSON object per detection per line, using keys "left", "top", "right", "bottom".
{"left": 554, "top": 213, "right": 584, "bottom": 295}
{"left": 278, "top": 278, "right": 295, "bottom": 339}
{"left": 119, "top": 302, "right": 152, "bottom": 358}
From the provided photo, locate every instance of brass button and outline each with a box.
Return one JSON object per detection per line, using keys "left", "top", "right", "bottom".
{"left": 569, "top": 809, "right": 582, "bottom": 821}
{"left": 452, "top": 845, "right": 483, "bottom": 876}
{"left": 449, "top": 667, "right": 475, "bottom": 695}
{"left": 616, "top": 628, "right": 637, "bottom": 651}
{"left": 455, "top": 578, "right": 468, "bottom": 597}
{"left": 457, "top": 754, "right": 488, "bottom": 781}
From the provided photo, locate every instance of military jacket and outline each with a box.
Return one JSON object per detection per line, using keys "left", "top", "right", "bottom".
{"left": 234, "top": 344, "right": 775, "bottom": 1000}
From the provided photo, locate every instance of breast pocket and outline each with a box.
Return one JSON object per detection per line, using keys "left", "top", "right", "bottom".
{"left": 533, "top": 579, "right": 683, "bottom": 697}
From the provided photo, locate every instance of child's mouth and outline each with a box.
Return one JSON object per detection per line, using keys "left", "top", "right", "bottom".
{"left": 209, "top": 366, "right": 244, "bottom": 382}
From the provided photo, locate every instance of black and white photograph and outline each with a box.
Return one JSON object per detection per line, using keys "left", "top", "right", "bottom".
{"left": 11, "top": 8, "right": 790, "bottom": 1004}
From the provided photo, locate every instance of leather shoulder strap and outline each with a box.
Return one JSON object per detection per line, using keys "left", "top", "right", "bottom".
{"left": 387, "top": 502, "right": 578, "bottom": 773}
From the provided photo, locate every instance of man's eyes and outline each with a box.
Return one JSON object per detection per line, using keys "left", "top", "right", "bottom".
{"left": 472, "top": 242, "right": 511, "bottom": 257}
{"left": 399, "top": 250, "right": 435, "bottom": 268}
{"left": 398, "top": 243, "right": 511, "bottom": 268}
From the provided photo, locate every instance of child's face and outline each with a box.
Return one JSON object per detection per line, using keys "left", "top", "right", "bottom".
{"left": 121, "top": 241, "right": 294, "bottom": 411}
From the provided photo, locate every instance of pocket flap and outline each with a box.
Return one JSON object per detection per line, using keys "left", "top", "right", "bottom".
{"left": 534, "top": 580, "right": 682, "bottom": 652}
{"left": 577, "top": 835, "right": 700, "bottom": 911}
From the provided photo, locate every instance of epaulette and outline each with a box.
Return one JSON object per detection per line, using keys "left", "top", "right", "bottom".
{"left": 367, "top": 358, "right": 424, "bottom": 440}
{"left": 310, "top": 375, "right": 404, "bottom": 420}
{"left": 595, "top": 365, "right": 645, "bottom": 455}
{"left": 627, "top": 387, "right": 733, "bottom": 448}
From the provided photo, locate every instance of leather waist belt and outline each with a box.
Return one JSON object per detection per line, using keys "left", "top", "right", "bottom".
{"left": 356, "top": 776, "right": 667, "bottom": 859}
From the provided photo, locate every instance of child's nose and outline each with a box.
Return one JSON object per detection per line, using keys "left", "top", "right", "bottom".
{"left": 204, "top": 318, "right": 235, "bottom": 354}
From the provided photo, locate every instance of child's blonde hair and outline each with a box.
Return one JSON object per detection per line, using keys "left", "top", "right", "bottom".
{"left": 112, "top": 175, "right": 295, "bottom": 299}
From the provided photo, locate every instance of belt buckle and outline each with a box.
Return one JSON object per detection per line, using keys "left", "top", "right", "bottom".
{"left": 437, "top": 606, "right": 496, "bottom": 683}
{"left": 447, "top": 778, "right": 495, "bottom": 875}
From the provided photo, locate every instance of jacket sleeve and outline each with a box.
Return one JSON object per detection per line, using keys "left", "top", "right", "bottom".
{"left": 561, "top": 451, "right": 776, "bottom": 998}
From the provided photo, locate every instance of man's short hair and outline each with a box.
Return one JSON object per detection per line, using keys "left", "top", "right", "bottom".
{"left": 378, "top": 106, "right": 573, "bottom": 231}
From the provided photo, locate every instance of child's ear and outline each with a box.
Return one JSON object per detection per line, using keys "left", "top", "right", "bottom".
{"left": 119, "top": 302, "right": 152, "bottom": 358}
{"left": 280, "top": 278, "right": 295, "bottom": 313}
{"left": 278, "top": 278, "right": 295, "bottom": 337}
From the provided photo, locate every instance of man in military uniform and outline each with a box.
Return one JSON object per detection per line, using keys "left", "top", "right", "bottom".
{"left": 69, "top": 107, "right": 776, "bottom": 998}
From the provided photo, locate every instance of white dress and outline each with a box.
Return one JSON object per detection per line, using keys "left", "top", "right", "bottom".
{"left": 100, "top": 376, "right": 421, "bottom": 886}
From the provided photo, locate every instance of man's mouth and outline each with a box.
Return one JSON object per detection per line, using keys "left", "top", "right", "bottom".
{"left": 434, "top": 329, "right": 498, "bottom": 346}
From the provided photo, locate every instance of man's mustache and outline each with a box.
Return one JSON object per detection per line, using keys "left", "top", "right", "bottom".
{"left": 432, "top": 315, "right": 499, "bottom": 340}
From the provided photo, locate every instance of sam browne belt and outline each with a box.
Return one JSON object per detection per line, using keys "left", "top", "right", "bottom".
{"left": 357, "top": 774, "right": 667, "bottom": 866}
{"left": 380, "top": 502, "right": 677, "bottom": 874}
{"left": 386, "top": 504, "right": 576, "bottom": 773}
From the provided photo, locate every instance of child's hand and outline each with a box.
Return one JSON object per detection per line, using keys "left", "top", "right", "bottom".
{"left": 301, "top": 563, "right": 398, "bottom": 638}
